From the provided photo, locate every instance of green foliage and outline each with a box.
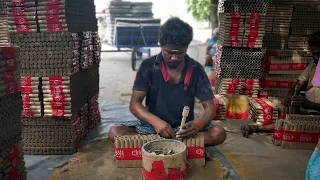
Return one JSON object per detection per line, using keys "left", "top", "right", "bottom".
{"left": 186, "top": 0, "right": 211, "bottom": 21}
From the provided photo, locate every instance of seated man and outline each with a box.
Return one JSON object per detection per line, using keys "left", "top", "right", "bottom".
{"left": 241, "top": 31, "right": 320, "bottom": 137}
{"left": 108, "top": 17, "right": 226, "bottom": 146}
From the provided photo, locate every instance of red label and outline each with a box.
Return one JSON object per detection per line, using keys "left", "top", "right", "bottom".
{"left": 229, "top": 35, "right": 238, "bottom": 42}
{"left": 46, "top": 15, "right": 60, "bottom": 24}
{"left": 232, "top": 78, "right": 240, "bottom": 84}
{"left": 228, "top": 84, "right": 237, "bottom": 90}
{"left": 230, "top": 19, "right": 241, "bottom": 28}
{"left": 52, "top": 94, "right": 65, "bottom": 102}
{"left": 1, "top": 47, "right": 15, "bottom": 58}
{"left": 273, "top": 129, "right": 283, "bottom": 141}
{"left": 279, "top": 114, "right": 286, "bottom": 119}
{"left": 243, "top": 84, "right": 254, "bottom": 90}
{"left": 15, "top": 24, "right": 29, "bottom": 34}
{"left": 52, "top": 109, "right": 65, "bottom": 117}
{"left": 244, "top": 79, "right": 254, "bottom": 84}
{"left": 269, "top": 63, "right": 307, "bottom": 71}
{"left": 47, "top": 23, "right": 63, "bottom": 32}
{"left": 14, "top": 16, "right": 28, "bottom": 25}
{"left": 21, "top": 86, "right": 33, "bottom": 94}
{"left": 254, "top": 98, "right": 274, "bottom": 125}
{"left": 20, "top": 77, "right": 32, "bottom": 86}
{"left": 115, "top": 148, "right": 142, "bottom": 160}
{"left": 263, "top": 80, "right": 295, "bottom": 89}
{"left": 282, "top": 131, "right": 320, "bottom": 143}
{"left": 22, "top": 102, "right": 30, "bottom": 109}
{"left": 11, "top": 7, "right": 25, "bottom": 16}
{"left": 7, "top": 146, "right": 20, "bottom": 169}
{"left": 249, "top": 25, "right": 259, "bottom": 37}
{"left": 242, "top": 90, "right": 253, "bottom": 96}
{"left": 260, "top": 95, "right": 269, "bottom": 99}
{"left": 11, "top": 0, "right": 25, "bottom": 6}
{"left": 232, "top": 13, "right": 241, "bottom": 18}
{"left": 51, "top": 102, "right": 65, "bottom": 109}
{"left": 21, "top": 109, "right": 35, "bottom": 117}
{"left": 213, "top": 99, "right": 220, "bottom": 119}
{"left": 6, "top": 59, "right": 17, "bottom": 71}
{"left": 3, "top": 71, "right": 14, "bottom": 84}
{"left": 49, "top": 76, "right": 63, "bottom": 81}
{"left": 250, "top": 13, "right": 261, "bottom": 20}
{"left": 187, "top": 147, "right": 205, "bottom": 159}
{"left": 247, "top": 36, "right": 257, "bottom": 48}
{"left": 50, "top": 86, "right": 64, "bottom": 94}
{"left": 21, "top": 94, "right": 30, "bottom": 102}
{"left": 49, "top": 79, "right": 63, "bottom": 85}
{"left": 6, "top": 82, "right": 18, "bottom": 95}
{"left": 227, "top": 89, "right": 236, "bottom": 94}
{"left": 226, "top": 111, "right": 248, "bottom": 119}
{"left": 143, "top": 161, "right": 186, "bottom": 180}
{"left": 46, "top": 5, "right": 60, "bottom": 14}
{"left": 47, "top": 0, "right": 60, "bottom": 5}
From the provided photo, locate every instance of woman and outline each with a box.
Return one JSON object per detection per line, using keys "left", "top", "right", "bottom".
{"left": 205, "top": 28, "right": 219, "bottom": 86}
{"left": 306, "top": 138, "right": 320, "bottom": 180}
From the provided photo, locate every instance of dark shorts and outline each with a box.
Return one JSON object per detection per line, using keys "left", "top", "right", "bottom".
{"left": 135, "top": 122, "right": 215, "bottom": 134}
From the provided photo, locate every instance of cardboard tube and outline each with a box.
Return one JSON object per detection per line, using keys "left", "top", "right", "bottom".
{"left": 180, "top": 106, "right": 190, "bottom": 131}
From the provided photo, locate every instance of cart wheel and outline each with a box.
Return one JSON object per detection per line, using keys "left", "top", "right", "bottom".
{"left": 131, "top": 48, "right": 137, "bottom": 71}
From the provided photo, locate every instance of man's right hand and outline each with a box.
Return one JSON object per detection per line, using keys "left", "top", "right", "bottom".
{"left": 154, "top": 120, "right": 176, "bottom": 139}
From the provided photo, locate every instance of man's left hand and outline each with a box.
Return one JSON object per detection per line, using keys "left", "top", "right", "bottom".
{"left": 176, "top": 121, "right": 200, "bottom": 139}
{"left": 291, "top": 96, "right": 312, "bottom": 108}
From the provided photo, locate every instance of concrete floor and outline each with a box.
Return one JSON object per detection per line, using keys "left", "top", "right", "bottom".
{"left": 50, "top": 40, "right": 314, "bottom": 180}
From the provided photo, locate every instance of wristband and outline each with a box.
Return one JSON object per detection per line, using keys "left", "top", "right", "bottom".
{"left": 193, "top": 120, "right": 203, "bottom": 130}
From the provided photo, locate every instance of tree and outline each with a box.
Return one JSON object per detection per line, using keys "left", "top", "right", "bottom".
{"left": 186, "top": 0, "right": 211, "bottom": 21}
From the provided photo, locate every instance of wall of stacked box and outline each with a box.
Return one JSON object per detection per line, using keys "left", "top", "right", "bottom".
{"left": 213, "top": 0, "right": 320, "bottom": 150}
{"left": 1, "top": 0, "right": 101, "bottom": 156}
{"left": 0, "top": 1, "right": 25, "bottom": 179}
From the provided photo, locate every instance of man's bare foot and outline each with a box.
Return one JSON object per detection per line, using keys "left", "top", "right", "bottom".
{"left": 240, "top": 125, "right": 258, "bottom": 138}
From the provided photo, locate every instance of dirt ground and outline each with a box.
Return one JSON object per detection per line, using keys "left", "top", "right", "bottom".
{"left": 49, "top": 43, "right": 314, "bottom": 180}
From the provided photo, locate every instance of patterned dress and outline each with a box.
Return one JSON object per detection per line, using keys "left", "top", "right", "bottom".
{"left": 306, "top": 138, "right": 320, "bottom": 180}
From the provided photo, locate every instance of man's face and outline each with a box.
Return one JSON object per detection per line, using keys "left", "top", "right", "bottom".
{"left": 310, "top": 46, "right": 320, "bottom": 66}
{"left": 161, "top": 45, "right": 188, "bottom": 68}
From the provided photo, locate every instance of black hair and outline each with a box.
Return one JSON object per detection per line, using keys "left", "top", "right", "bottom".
{"left": 308, "top": 31, "right": 320, "bottom": 47}
{"left": 159, "top": 17, "right": 193, "bottom": 47}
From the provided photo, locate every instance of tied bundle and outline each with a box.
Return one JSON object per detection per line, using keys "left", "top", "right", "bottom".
{"left": 213, "top": 94, "right": 227, "bottom": 120}
{"left": 21, "top": 77, "right": 41, "bottom": 118}
{"left": 114, "top": 135, "right": 162, "bottom": 168}
{"left": 249, "top": 97, "right": 279, "bottom": 125}
{"left": 114, "top": 133, "right": 205, "bottom": 168}
{"left": 215, "top": 45, "right": 263, "bottom": 80}
{"left": 0, "top": 47, "right": 21, "bottom": 97}
{"left": 0, "top": 143, "right": 27, "bottom": 180}
{"left": 263, "top": 4, "right": 293, "bottom": 49}
{"left": 260, "top": 49, "right": 310, "bottom": 99}
{"left": 215, "top": 78, "right": 260, "bottom": 97}
{"left": 22, "top": 116, "right": 82, "bottom": 155}
{"left": 280, "top": 114, "right": 320, "bottom": 150}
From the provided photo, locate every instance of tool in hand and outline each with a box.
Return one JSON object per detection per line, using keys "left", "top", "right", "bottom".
{"left": 180, "top": 106, "right": 190, "bottom": 131}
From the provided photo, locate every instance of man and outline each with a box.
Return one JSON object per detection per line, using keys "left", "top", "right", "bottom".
{"left": 240, "top": 30, "right": 320, "bottom": 137}
{"left": 108, "top": 17, "right": 226, "bottom": 146}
